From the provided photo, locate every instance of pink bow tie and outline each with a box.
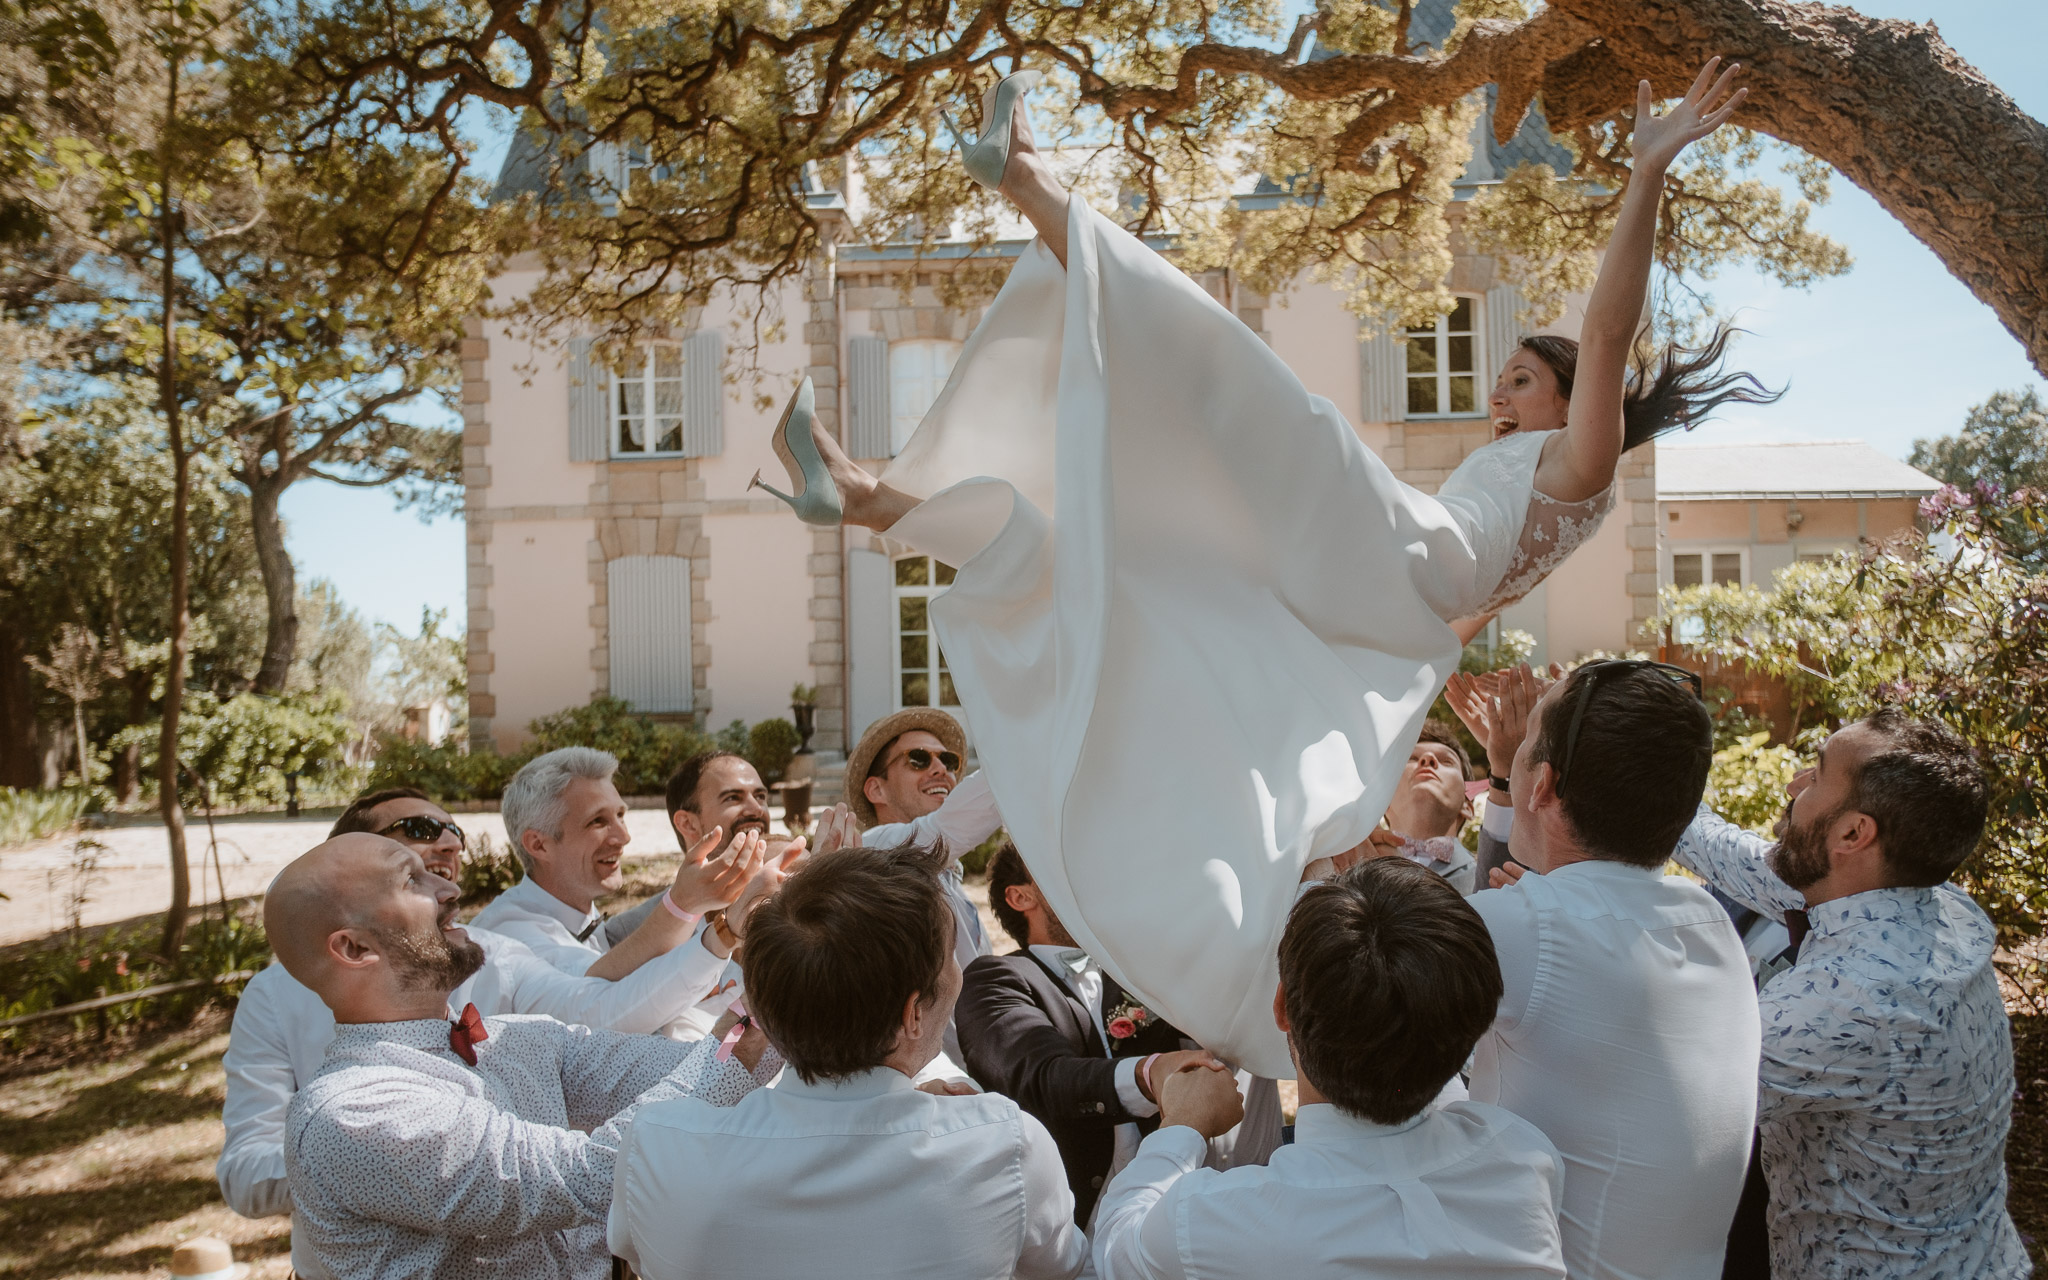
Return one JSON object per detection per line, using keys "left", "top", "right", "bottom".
{"left": 449, "top": 1002, "right": 489, "bottom": 1066}
{"left": 1402, "top": 835, "right": 1462, "bottom": 866}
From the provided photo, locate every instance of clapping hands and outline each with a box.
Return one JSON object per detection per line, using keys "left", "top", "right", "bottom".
{"left": 669, "top": 826, "right": 767, "bottom": 916}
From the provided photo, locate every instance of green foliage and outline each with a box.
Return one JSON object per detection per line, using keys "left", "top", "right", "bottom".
{"left": 364, "top": 735, "right": 531, "bottom": 801}
{"left": 1655, "top": 487, "right": 2048, "bottom": 938}
{"left": 112, "top": 689, "right": 355, "bottom": 808}
{"left": 712, "top": 719, "right": 749, "bottom": 756}
{"left": 1705, "top": 731, "right": 1804, "bottom": 834}
{"left": 958, "top": 827, "right": 1008, "bottom": 879}
{"left": 457, "top": 832, "right": 524, "bottom": 904}
{"left": 747, "top": 718, "right": 800, "bottom": 785}
{"left": 525, "top": 697, "right": 716, "bottom": 796}
{"left": 0, "top": 785, "right": 94, "bottom": 847}
{"left": 1910, "top": 389, "right": 2048, "bottom": 496}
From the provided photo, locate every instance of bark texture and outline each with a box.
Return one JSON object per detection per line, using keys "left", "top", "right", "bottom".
{"left": 246, "top": 471, "right": 298, "bottom": 695}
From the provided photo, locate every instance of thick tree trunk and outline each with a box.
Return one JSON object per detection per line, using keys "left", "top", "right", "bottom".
{"left": 157, "top": 55, "right": 191, "bottom": 965}
{"left": 1540, "top": 0, "right": 2048, "bottom": 377}
{"left": 114, "top": 671, "right": 148, "bottom": 803}
{"left": 247, "top": 469, "right": 298, "bottom": 695}
{"left": 0, "top": 621, "right": 40, "bottom": 789}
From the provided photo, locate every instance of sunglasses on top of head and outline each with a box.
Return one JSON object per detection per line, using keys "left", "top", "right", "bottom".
{"left": 894, "top": 747, "right": 962, "bottom": 775}
{"left": 381, "top": 815, "right": 466, "bottom": 845}
{"left": 1554, "top": 659, "right": 1703, "bottom": 798}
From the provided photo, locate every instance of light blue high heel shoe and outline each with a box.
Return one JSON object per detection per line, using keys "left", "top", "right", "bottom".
{"left": 945, "top": 69, "right": 1042, "bottom": 190}
{"left": 749, "top": 377, "right": 843, "bottom": 526}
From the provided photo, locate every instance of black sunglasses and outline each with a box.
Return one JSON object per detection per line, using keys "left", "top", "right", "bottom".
{"left": 381, "top": 815, "right": 466, "bottom": 844}
{"left": 893, "top": 747, "right": 961, "bottom": 775}
{"left": 1554, "top": 660, "right": 1703, "bottom": 798}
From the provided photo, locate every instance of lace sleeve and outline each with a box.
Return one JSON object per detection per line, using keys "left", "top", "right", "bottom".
{"left": 1470, "top": 482, "right": 1617, "bottom": 618}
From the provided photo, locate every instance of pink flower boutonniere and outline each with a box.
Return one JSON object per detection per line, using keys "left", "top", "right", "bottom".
{"left": 1106, "top": 994, "right": 1151, "bottom": 1041}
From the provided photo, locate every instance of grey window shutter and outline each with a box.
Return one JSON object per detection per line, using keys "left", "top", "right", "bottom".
{"left": 567, "top": 337, "right": 609, "bottom": 461}
{"left": 848, "top": 335, "right": 892, "bottom": 458}
{"left": 588, "top": 141, "right": 626, "bottom": 215}
{"left": 608, "top": 555, "right": 692, "bottom": 713}
{"left": 1485, "top": 281, "right": 1528, "bottom": 379}
{"left": 1359, "top": 320, "right": 1405, "bottom": 424}
{"left": 683, "top": 329, "right": 723, "bottom": 456}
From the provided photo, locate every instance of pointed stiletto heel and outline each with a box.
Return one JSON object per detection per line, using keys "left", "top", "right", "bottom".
{"left": 749, "top": 377, "right": 843, "bottom": 526}
{"left": 950, "top": 69, "right": 1042, "bottom": 190}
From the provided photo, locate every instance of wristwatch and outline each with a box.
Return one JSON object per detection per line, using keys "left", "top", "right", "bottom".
{"left": 708, "top": 909, "right": 741, "bottom": 953}
{"left": 1489, "top": 773, "right": 1512, "bottom": 793}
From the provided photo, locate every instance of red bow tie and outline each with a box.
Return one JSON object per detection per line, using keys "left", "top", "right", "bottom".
{"left": 449, "top": 1002, "right": 489, "bottom": 1066}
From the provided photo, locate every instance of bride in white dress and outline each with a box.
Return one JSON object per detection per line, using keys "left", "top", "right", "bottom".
{"left": 757, "top": 59, "right": 1760, "bottom": 1076}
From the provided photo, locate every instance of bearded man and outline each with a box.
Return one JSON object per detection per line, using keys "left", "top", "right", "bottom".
{"left": 1673, "top": 708, "right": 2022, "bottom": 1279}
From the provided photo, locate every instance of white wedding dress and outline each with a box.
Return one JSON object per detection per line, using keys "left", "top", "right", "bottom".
{"left": 882, "top": 201, "right": 1613, "bottom": 1077}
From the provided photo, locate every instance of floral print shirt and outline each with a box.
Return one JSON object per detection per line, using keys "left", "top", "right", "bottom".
{"left": 1673, "top": 806, "right": 2028, "bottom": 1279}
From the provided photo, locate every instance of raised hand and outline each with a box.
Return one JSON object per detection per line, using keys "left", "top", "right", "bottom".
{"left": 1157, "top": 1057, "right": 1244, "bottom": 1140}
{"left": 810, "top": 803, "right": 860, "bottom": 857}
{"left": 669, "top": 826, "right": 765, "bottom": 916}
{"left": 916, "top": 1077, "right": 981, "bottom": 1097}
{"left": 1630, "top": 57, "right": 1748, "bottom": 176}
{"left": 1488, "top": 859, "right": 1531, "bottom": 890}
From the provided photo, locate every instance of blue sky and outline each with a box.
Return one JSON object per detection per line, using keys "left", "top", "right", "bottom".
{"left": 285, "top": 1, "right": 2048, "bottom": 629}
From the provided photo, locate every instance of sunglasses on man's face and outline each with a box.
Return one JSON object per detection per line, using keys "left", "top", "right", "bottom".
{"left": 381, "top": 815, "right": 466, "bottom": 845}
{"left": 893, "top": 747, "right": 961, "bottom": 775}
{"left": 1554, "top": 659, "right": 1703, "bottom": 798}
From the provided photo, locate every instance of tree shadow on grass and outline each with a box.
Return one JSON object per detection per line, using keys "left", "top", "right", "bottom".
{"left": 0, "top": 1028, "right": 228, "bottom": 1162}
{"left": 0, "top": 1176, "right": 288, "bottom": 1279}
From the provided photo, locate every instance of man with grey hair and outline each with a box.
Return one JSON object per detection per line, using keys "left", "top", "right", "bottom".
{"left": 473, "top": 747, "right": 777, "bottom": 1026}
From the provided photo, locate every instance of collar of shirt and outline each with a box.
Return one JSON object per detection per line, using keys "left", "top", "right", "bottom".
{"left": 1027, "top": 943, "right": 1104, "bottom": 1014}
{"left": 1804, "top": 884, "right": 1946, "bottom": 943}
{"left": 1292, "top": 1102, "right": 1431, "bottom": 1146}
{"left": 1541, "top": 856, "right": 1666, "bottom": 883}
{"left": 774, "top": 1065, "right": 919, "bottom": 1101}
{"left": 328, "top": 1016, "right": 461, "bottom": 1062}
{"left": 507, "top": 876, "right": 603, "bottom": 939}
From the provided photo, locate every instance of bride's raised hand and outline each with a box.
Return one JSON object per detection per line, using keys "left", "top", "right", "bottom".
{"left": 1629, "top": 57, "right": 1748, "bottom": 176}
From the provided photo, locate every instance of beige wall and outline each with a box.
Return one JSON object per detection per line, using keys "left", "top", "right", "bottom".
{"left": 481, "top": 270, "right": 600, "bottom": 510}
{"left": 703, "top": 508, "right": 818, "bottom": 729}
{"left": 1541, "top": 512, "right": 1638, "bottom": 657}
{"left": 485, "top": 518, "right": 600, "bottom": 750}
{"left": 1264, "top": 281, "right": 1389, "bottom": 453}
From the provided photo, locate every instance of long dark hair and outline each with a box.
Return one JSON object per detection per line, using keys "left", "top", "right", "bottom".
{"left": 1519, "top": 325, "right": 1784, "bottom": 452}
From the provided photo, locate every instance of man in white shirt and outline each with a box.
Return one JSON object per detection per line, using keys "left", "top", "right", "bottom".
{"left": 472, "top": 746, "right": 772, "bottom": 1013}
{"left": 217, "top": 785, "right": 758, "bottom": 1278}
{"left": 1093, "top": 857, "right": 1566, "bottom": 1280}
{"left": 1466, "top": 660, "right": 1761, "bottom": 1280}
{"left": 609, "top": 840, "right": 1087, "bottom": 1280}
{"left": 270, "top": 831, "right": 776, "bottom": 1280}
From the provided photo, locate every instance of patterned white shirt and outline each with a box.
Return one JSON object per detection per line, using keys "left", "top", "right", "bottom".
{"left": 285, "top": 1013, "right": 767, "bottom": 1280}
{"left": 1673, "top": 805, "right": 2027, "bottom": 1278}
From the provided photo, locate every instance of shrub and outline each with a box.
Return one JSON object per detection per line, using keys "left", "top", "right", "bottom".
{"left": 365, "top": 735, "right": 532, "bottom": 802}
{"left": 112, "top": 689, "right": 354, "bottom": 808}
{"left": 0, "top": 787, "right": 96, "bottom": 847}
{"left": 1705, "top": 731, "right": 1805, "bottom": 834}
{"left": 747, "top": 718, "right": 800, "bottom": 784}
{"left": 459, "top": 832, "right": 525, "bottom": 904}
{"left": 526, "top": 697, "right": 714, "bottom": 795}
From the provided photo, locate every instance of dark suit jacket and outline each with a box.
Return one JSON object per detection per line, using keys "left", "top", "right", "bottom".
{"left": 956, "top": 950, "right": 1186, "bottom": 1224}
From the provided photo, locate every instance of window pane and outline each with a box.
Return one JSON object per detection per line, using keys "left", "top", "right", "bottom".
{"left": 654, "top": 344, "right": 682, "bottom": 378}
{"left": 1447, "top": 335, "right": 1473, "bottom": 373}
{"left": 899, "top": 596, "right": 928, "bottom": 632}
{"left": 620, "top": 418, "right": 644, "bottom": 451}
{"left": 939, "top": 671, "right": 959, "bottom": 706}
{"left": 1712, "top": 553, "right": 1742, "bottom": 586}
{"left": 934, "top": 562, "right": 957, "bottom": 586}
{"left": 900, "top": 634, "right": 929, "bottom": 669}
{"left": 1449, "top": 297, "right": 1473, "bottom": 331}
{"left": 1405, "top": 323, "right": 1435, "bottom": 339}
{"left": 895, "top": 557, "right": 929, "bottom": 587}
{"left": 1407, "top": 378, "right": 1438, "bottom": 415}
{"left": 901, "top": 674, "right": 929, "bottom": 706}
{"left": 1673, "top": 554, "right": 1702, "bottom": 588}
{"left": 654, "top": 379, "right": 683, "bottom": 417}
{"left": 617, "top": 380, "right": 644, "bottom": 417}
{"left": 654, "top": 420, "right": 682, "bottom": 453}
{"left": 1448, "top": 376, "right": 1476, "bottom": 413}
{"left": 1406, "top": 340, "right": 1438, "bottom": 373}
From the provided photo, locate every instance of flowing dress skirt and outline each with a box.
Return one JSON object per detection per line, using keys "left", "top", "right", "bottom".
{"left": 883, "top": 200, "right": 1579, "bottom": 1077}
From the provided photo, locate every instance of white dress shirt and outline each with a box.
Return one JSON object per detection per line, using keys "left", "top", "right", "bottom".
{"left": 218, "top": 923, "right": 724, "bottom": 1278}
{"left": 470, "top": 875, "right": 735, "bottom": 1037}
{"left": 1673, "top": 806, "right": 2027, "bottom": 1279}
{"left": 1093, "top": 1101, "right": 1566, "bottom": 1280}
{"left": 861, "top": 769, "right": 1001, "bottom": 973}
{"left": 1467, "top": 859, "right": 1762, "bottom": 1280}
{"left": 287, "top": 1013, "right": 765, "bottom": 1280}
{"left": 609, "top": 1063, "right": 1086, "bottom": 1280}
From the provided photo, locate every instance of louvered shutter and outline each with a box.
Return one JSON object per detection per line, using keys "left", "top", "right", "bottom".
{"left": 682, "top": 329, "right": 723, "bottom": 456}
{"left": 588, "top": 141, "right": 627, "bottom": 215}
{"left": 1485, "top": 281, "right": 1529, "bottom": 377}
{"left": 1359, "top": 319, "right": 1406, "bottom": 424}
{"left": 567, "top": 337, "right": 609, "bottom": 461}
{"left": 607, "top": 555, "right": 692, "bottom": 713}
{"left": 847, "top": 335, "right": 892, "bottom": 458}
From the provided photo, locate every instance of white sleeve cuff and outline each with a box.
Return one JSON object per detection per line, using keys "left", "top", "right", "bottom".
{"left": 1481, "top": 796, "right": 1515, "bottom": 840}
{"left": 1115, "top": 1055, "right": 1159, "bottom": 1118}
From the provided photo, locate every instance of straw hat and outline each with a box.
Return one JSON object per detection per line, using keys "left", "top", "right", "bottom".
{"left": 844, "top": 708, "right": 968, "bottom": 827}
{"left": 169, "top": 1237, "right": 250, "bottom": 1280}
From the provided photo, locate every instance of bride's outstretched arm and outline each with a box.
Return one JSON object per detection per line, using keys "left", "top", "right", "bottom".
{"left": 1532, "top": 58, "right": 1748, "bottom": 503}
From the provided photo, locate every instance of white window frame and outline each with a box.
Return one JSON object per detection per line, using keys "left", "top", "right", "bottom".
{"left": 892, "top": 554, "right": 963, "bottom": 713}
{"left": 1668, "top": 546, "right": 1750, "bottom": 590}
{"left": 611, "top": 340, "right": 687, "bottom": 458}
{"left": 888, "top": 339, "right": 961, "bottom": 456}
{"left": 1404, "top": 295, "right": 1483, "bottom": 420}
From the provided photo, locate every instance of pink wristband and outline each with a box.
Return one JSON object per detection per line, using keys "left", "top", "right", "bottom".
{"left": 1139, "top": 1053, "right": 1162, "bottom": 1104}
{"left": 660, "top": 889, "right": 701, "bottom": 924}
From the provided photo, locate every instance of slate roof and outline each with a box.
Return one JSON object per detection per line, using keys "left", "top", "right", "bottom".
{"left": 1656, "top": 442, "right": 1942, "bottom": 501}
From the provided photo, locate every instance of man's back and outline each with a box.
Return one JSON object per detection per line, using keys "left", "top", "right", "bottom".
{"left": 1468, "top": 860, "right": 1760, "bottom": 1280}
{"left": 610, "top": 1066, "right": 1084, "bottom": 1280}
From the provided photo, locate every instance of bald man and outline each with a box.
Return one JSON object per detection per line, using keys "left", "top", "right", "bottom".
{"left": 272, "top": 834, "right": 779, "bottom": 1280}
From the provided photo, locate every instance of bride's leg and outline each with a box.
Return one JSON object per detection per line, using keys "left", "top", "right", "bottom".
{"left": 812, "top": 430, "right": 920, "bottom": 531}
{"left": 995, "top": 105, "right": 1070, "bottom": 269}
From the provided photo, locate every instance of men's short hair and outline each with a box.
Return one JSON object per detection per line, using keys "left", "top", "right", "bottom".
{"left": 1851, "top": 708, "right": 1988, "bottom": 886}
{"left": 1526, "top": 665, "right": 1712, "bottom": 866}
{"left": 1415, "top": 719, "right": 1473, "bottom": 781}
{"left": 500, "top": 747, "right": 618, "bottom": 872}
{"left": 330, "top": 787, "right": 432, "bottom": 838}
{"left": 1280, "top": 859, "right": 1502, "bottom": 1125}
{"left": 986, "top": 842, "right": 1032, "bottom": 949}
{"left": 743, "top": 842, "right": 953, "bottom": 1084}
{"left": 664, "top": 750, "right": 748, "bottom": 820}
